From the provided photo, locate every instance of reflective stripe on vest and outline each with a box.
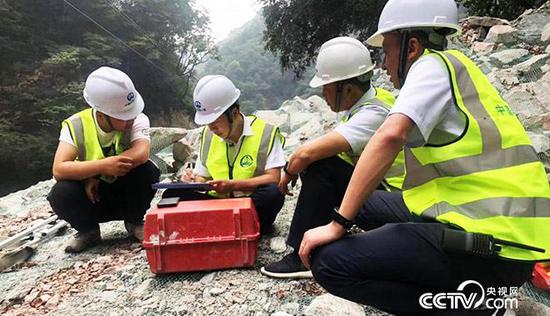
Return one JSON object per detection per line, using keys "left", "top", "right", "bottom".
{"left": 63, "top": 108, "right": 129, "bottom": 182}
{"left": 337, "top": 88, "right": 406, "bottom": 190}
{"left": 402, "top": 50, "right": 550, "bottom": 261}
{"left": 200, "top": 116, "right": 284, "bottom": 196}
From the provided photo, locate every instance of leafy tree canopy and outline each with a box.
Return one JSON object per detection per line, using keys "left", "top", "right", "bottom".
{"left": 0, "top": 0, "right": 215, "bottom": 196}
{"left": 200, "top": 16, "right": 317, "bottom": 114}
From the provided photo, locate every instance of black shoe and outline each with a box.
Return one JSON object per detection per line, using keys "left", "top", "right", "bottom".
{"left": 260, "top": 252, "right": 313, "bottom": 279}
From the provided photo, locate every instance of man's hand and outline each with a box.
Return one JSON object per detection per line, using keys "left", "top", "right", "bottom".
{"left": 207, "top": 179, "right": 234, "bottom": 193}
{"left": 180, "top": 168, "right": 197, "bottom": 182}
{"left": 85, "top": 177, "right": 101, "bottom": 204}
{"left": 101, "top": 156, "right": 133, "bottom": 177}
{"left": 299, "top": 221, "right": 346, "bottom": 269}
{"left": 279, "top": 172, "right": 298, "bottom": 196}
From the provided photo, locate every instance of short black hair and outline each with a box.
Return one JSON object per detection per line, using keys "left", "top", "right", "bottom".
{"left": 341, "top": 75, "right": 371, "bottom": 93}
{"left": 408, "top": 28, "right": 453, "bottom": 51}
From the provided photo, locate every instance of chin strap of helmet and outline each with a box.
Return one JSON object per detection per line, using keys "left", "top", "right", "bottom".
{"left": 397, "top": 30, "right": 411, "bottom": 88}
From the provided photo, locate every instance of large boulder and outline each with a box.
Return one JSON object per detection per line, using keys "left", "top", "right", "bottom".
{"left": 484, "top": 25, "right": 518, "bottom": 44}
{"left": 513, "top": 1, "right": 550, "bottom": 45}
{"left": 304, "top": 294, "right": 365, "bottom": 316}
{"left": 489, "top": 48, "right": 530, "bottom": 66}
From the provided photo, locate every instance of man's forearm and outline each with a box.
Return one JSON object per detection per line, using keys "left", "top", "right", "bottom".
{"left": 232, "top": 173, "right": 279, "bottom": 192}
{"left": 53, "top": 160, "right": 105, "bottom": 181}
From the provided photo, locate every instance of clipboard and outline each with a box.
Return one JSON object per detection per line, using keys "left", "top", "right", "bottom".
{"left": 152, "top": 182, "right": 213, "bottom": 191}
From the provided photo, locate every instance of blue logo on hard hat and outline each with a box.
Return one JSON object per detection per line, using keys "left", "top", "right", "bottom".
{"left": 126, "top": 92, "right": 135, "bottom": 105}
{"left": 194, "top": 100, "right": 206, "bottom": 112}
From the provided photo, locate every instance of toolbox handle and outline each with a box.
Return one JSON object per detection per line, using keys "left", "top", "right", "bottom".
{"left": 233, "top": 208, "right": 241, "bottom": 239}
{"left": 155, "top": 212, "right": 167, "bottom": 272}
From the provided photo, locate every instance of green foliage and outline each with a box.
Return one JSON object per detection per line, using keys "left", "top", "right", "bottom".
{"left": 260, "top": 0, "right": 388, "bottom": 77}
{"left": 461, "top": 0, "right": 545, "bottom": 20}
{"left": 200, "top": 16, "right": 317, "bottom": 114}
{"left": 0, "top": 0, "right": 215, "bottom": 196}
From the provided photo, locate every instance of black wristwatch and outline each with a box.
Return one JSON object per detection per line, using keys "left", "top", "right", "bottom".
{"left": 283, "top": 161, "right": 298, "bottom": 178}
{"left": 331, "top": 208, "right": 354, "bottom": 230}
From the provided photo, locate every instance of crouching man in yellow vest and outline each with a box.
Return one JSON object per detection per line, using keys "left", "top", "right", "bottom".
{"left": 261, "top": 37, "right": 405, "bottom": 279}
{"left": 162, "top": 75, "right": 285, "bottom": 233}
{"left": 298, "top": 1, "right": 550, "bottom": 315}
{"left": 48, "top": 67, "right": 160, "bottom": 253}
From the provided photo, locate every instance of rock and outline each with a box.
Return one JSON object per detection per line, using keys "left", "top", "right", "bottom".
{"left": 149, "top": 127, "right": 187, "bottom": 155}
{"left": 280, "top": 96, "right": 319, "bottom": 115}
{"left": 280, "top": 302, "right": 300, "bottom": 315}
{"left": 489, "top": 48, "right": 529, "bottom": 66}
{"left": 132, "top": 279, "right": 153, "bottom": 297}
{"left": 514, "top": 2, "right": 550, "bottom": 44}
{"left": 527, "top": 132, "right": 550, "bottom": 154}
{"left": 472, "top": 42, "right": 496, "bottom": 55}
{"left": 546, "top": 45, "right": 550, "bottom": 54}
{"left": 533, "top": 72, "right": 550, "bottom": 112}
{"left": 258, "top": 282, "right": 271, "bottom": 291}
{"left": 463, "top": 16, "right": 511, "bottom": 28}
{"left": 209, "top": 287, "right": 225, "bottom": 296}
{"left": 491, "top": 68, "right": 520, "bottom": 88}
{"left": 304, "top": 294, "right": 364, "bottom": 316}
{"left": 516, "top": 297, "right": 550, "bottom": 316}
{"left": 515, "top": 54, "right": 550, "bottom": 75}
{"left": 200, "top": 272, "right": 217, "bottom": 284}
{"left": 542, "top": 22, "right": 550, "bottom": 43}
{"left": 172, "top": 139, "right": 193, "bottom": 165}
{"left": 45, "top": 294, "right": 60, "bottom": 309}
{"left": 256, "top": 110, "right": 290, "bottom": 133}
{"left": 288, "top": 113, "right": 322, "bottom": 134}
{"left": 503, "top": 85, "right": 546, "bottom": 127}
{"left": 485, "top": 25, "right": 518, "bottom": 44}
{"left": 269, "top": 237, "right": 287, "bottom": 253}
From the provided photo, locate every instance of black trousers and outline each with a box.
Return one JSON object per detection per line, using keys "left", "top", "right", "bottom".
{"left": 48, "top": 161, "right": 160, "bottom": 232}
{"left": 162, "top": 184, "right": 284, "bottom": 234}
{"left": 287, "top": 156, "right": 385, "bottom": 249}
{"left": 310, "top": 190, "right": 534, "bottom": 315}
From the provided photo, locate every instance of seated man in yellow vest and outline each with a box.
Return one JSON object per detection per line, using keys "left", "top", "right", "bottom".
{"left": 261, "top": 37, "right": 405, "bottom": 279}
{"left": 48, "top": 66, "right": 160, "bottom": 253}
{"left": 162, "top": 75, "right": 285, "bottom": 233}
{"left": 299, "top": 0, "right": 550, "bottom": 315}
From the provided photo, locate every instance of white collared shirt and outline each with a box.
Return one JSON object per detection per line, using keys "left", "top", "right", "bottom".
{"left": 334, "top": 86, "right": 391, "bottom": 164}
{"left": 194, "top": 113, "right": 285, "bottom": 178}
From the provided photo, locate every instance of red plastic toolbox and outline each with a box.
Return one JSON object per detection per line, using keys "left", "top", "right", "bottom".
{"left": 532, "top": 262, "right": 550, "bottom": 291}
{"left": 143, "top": 198, "right": 260, "bottom": 274}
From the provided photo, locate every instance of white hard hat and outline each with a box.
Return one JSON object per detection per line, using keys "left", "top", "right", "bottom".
{"left": 309, "top": 36, "right": 375, "bottom": 88}
{"left": 193, "top": 75, "right": 241, "bottom": 125}
{"left": 366, "top": 0, "right": 461, "bottom": 47}
{"left": 83, "top": 66, "right": 144, "bottom": 121}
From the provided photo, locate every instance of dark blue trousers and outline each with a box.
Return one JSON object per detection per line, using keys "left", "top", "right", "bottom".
{"left": 311, "top": 190, "right": 534, "bottom": 315}
{"left": 48, "top": 161, "right": 160, "bottom": 232}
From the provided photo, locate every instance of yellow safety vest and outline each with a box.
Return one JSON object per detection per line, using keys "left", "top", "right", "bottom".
{"left": 200, "top": 116, "right": 284, "bottom": 197}
{"left": 402, "top": 49, "right": 550, "bottom": 261}
{"left": 62, "top": 108, "right": 130, "bottom": 183}
{"left": 337, "top": 88, "right": 406, "bottom": 190}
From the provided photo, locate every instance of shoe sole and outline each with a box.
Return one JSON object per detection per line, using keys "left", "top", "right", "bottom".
{"left": 260, "top": 267, "right": 313, "bottom": 279}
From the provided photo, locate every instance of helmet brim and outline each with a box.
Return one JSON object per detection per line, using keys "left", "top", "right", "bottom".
{"left": 309, "top": 63, "right": 376, "bottom": 88}
{"left": 88, "top": 91, "right": 145, "bottom": 121}
{"left": 367, "top": 24, "right": 462, "bottom": 47}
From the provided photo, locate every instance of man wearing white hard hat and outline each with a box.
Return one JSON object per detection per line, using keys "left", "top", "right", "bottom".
{"left": 48, "top": 66, "right": 159, "bottom": 253}
{"left": 299, "top": 0, "right": 549, "bottom": 314}
{"left": 261, "top": 36, "right": 405, "bottom": 279}
{"left": 162, "top": 75, "right": 285, "bottom": 233}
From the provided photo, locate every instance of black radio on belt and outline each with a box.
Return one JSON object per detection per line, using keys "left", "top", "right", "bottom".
{"left": 442, "top": 229, "right": 545, "bottom": 257}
